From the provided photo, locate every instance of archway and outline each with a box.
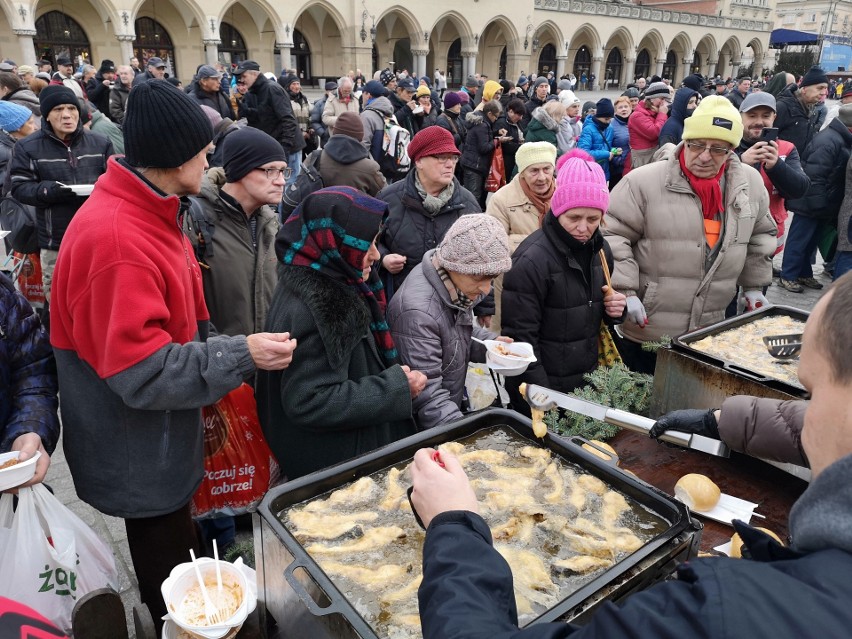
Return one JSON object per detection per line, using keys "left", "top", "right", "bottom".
{"left": 719, "top": 37, "right": 742, "bottom": 79}
{"left": 219, "top": 22, "right": 247, "bottom": 66}
{"left": 695, "top": 35, "right": 717, "bottom": 77}
{"left": 447, "top": 38, "right": 462, "bottom": 86}
{"left": 133, "top": 17, "right": 176, "bottom": 75}
{"left": 635, "top": 49, "right": 651, "bottom": 80}
{"left": 538, "top": 43, "right": 557, "bottom": 76}
{"left": 662, "top": 50, "right": 677, "bottom": 82}
{"left": 478, "top": 18, "right": 516, "bottom": 80}
{"left": 35, "top": 11, "right": 91, "bottom": 67}
{"left": 605, "top": 48, "right": 622, "bottom": 89}
{"left": 292, "top": 29, "right": 311, "bottom": 81}
{"left": 393, "top": 38, "right": 413, "bottom": 73}
{"left": 429, "top": 13, "right": 470, "bottom": 86}
{"left": 374, "top": 8, "right": 421, "bottom": 76}
{"left": 573, "top": 45, "right": 591, "bottom": 80}
{"left": 291, "top": 3, "right": 347, "bottom": 84}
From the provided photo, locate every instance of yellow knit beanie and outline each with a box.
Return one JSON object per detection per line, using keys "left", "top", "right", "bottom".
{"left": 682, "top": 95, "right": 743, "bottom": 148}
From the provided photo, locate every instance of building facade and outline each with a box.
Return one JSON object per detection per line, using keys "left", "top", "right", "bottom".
{"left": 0, "top": 0, "right": 775, "bottom": 88}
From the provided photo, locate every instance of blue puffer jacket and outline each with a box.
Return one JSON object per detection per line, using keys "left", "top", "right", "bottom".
{"left": 577, "top": 114, "right": 614, "bottom": 179}
{"left": 0, "top": 273, "right": 59, "bottom": 453}
{"left": 609, "top": 115, "right": 630, "bottom": 177}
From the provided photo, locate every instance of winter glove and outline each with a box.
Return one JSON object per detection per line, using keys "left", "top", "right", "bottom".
{"left": 37, "top": 181, "right": 75, "bottom": 204}
{"left": 649, "top": 408, "right": 720, "bottom": 440}
{"left": 742, "top": 290, "right": 769, "bottom": 312}
{"left": 626, "top": 295, "right": 648, "bottom": 327}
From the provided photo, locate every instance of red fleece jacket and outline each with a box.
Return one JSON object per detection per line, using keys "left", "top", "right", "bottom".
{"left": 50, "top": 157, "right": 209, "bottom": 378}
{"left": 628, "top": 100, "right": 669, "bottom": 151}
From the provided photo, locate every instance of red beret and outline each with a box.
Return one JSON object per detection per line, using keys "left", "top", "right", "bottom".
{"left": 407, "top": 126, "right": 460, "bottom": 163}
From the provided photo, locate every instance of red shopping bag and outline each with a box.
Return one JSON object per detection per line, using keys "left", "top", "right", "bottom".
{"left": 191, "top": 383, "right": 282, "bottom": 519}
{"left": 485, "top": 141, "right": 506, "bottom": 192}
{"left": 14, "top": 252, "right": 44, "bottom": 308}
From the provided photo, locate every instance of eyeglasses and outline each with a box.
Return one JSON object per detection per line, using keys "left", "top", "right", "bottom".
{"left": 255, "top": 167, "right": 293, "bottom": 180}
{"left": 430, "top": 154, "right": 459, "bottom": 164}
{"left": 685, "top": 141, "right": 731, "bottom": 157}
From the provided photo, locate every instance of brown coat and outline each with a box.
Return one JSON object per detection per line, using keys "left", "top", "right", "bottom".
{"left": 308, "top": 135, "right": 386, "bottom": 197}
{"left": 719, "top": 395, "right": 807, "bottom": 467}
{"left": 604, "top": 143, "right": 776, "bottom": 343}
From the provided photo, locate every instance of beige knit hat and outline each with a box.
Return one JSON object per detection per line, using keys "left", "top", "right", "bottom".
{"left": 436, "top": 214, "right": 512, "bottom": 277}
{"left": 515, "top": 141, "right": 557, "bottom": 175}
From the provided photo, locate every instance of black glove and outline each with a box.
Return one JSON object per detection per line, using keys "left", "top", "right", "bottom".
{"left": 649, "top": 408, "right": 719, "bottom": 440}
{"left": 37, "top": 181, "right": 75, "bottom": 204}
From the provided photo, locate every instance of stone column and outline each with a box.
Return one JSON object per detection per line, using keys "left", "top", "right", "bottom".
{"left": 462, "top": 51, "right": 477, "bottom": 78}
{"left": 116, "top": 35, "right": 135, "bottom": 66}
{"left": 707, "top": 58, "right": 718, "bottom": 78}
{"left": 203, "top": 39, "right": 220, "bottom": 66}
{"left": 412, "top": 49, "right": 428, "bottom": 78}
{"left": 623, "top": 56, "right": 636, "bottom": 89}
{"left": 731, "top": 60, "right": 741, "bottom": 78}
{"left": 276, "top": 45, "right": 292, "bottom": 74}
{"left": 590, "top": 56, "right": 602, "bottom": 91}
{"left": 14, "top": 30, "right": 37, "bottom": 66}
{"left": 556, "top": 55, "right": 566, "bottom": 78}
{"left": 655, "top": 58, "right": 665, "bottom": 78}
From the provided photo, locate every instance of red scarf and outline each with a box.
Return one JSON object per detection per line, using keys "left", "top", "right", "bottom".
{"left": 679, "top": 151, "right": 725, "bottom": 220}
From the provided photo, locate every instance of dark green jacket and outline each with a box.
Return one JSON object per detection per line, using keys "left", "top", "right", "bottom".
{"left": 256, "top": 266, "right": 415, "bottom": 479}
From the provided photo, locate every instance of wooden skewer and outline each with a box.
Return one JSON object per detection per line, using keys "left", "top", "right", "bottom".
{"left": 599, "top": 249, "right": 614, "bottom": 293}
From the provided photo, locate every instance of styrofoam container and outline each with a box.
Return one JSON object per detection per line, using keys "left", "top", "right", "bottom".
{"left": 484, "top": 340, "right": 536, "bottom": 368}
{"left": 161, "top": 558, "right": 255, "bottom": 639}
{"left": 0, "top": 450, "right": 40, "bottom": 492}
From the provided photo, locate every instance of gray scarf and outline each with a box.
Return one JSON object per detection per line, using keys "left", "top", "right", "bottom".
{"left": 789, "top": 453, "right": 852, "bottom": 555}
{"left": 414, "top": 172, "right": 455, "bottom": 216}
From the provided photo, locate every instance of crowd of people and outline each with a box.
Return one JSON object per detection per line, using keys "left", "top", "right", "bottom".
{"left": 2, "top": 51, "right": 852, "bottom": 636}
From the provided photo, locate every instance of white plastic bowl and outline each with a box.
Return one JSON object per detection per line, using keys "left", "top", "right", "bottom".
{"left": 0, "top": 450, "right": 40, "bottom": 492}
{"left": 161, "top": 558, "right": 254, "bottom": 639}
{"left": 485, "top": 349, "right": 533, "bottom": 377}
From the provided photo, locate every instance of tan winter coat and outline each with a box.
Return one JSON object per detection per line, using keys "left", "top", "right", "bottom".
{"left": 486, "top": 176, "right": 545, "bottom": 332}
{"left": 604, "top": 143, "right": 776, "bottom": 343}
{"left": 321, "top": 93, "right": 360, "bottom": 129}
{"left": 719, "top": 395, "right": 806, "bottom": 467}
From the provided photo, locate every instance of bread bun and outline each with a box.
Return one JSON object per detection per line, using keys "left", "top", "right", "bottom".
{"left": 674, "top": 474, "right": 721, "bottom": 512}
{"left": 582, "top": 440, "right": 618, "bottom": 463}
{"left": 730, "top": 527, "right": 784, "bottom": 558}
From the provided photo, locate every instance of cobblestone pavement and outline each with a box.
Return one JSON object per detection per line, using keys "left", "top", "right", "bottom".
{"left": 45, "top": 117, "right": 829, "bottom": 637}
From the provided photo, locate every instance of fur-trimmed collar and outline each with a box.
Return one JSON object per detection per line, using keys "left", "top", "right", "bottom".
{"left": 531, "top": 106, "right": 559, "bottom": 132}
{"left": 465, "top": 111, "right": 484, "bottom": 126}
{"left": 279, "top": 265, "right": 372, "bottom": 369}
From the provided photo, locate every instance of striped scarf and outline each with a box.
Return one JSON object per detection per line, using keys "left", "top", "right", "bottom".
{"left": 275, "top": 186, "right": 398, "bottom": 364}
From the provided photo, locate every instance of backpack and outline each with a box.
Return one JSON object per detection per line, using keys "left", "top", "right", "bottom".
{"left": 279, "top": 150, "right": 325, "bottom": 220}
{"left": 368, "top": 110, "right": 411, "bottom": 180}
{"left": 0, "top": 195, "right": 37, "bottom": 254}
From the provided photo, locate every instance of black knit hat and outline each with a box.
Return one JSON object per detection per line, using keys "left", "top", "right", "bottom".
{"left": 801, "top": 65, "right": 829, "bottom": 87}
{"left": 123, "top": 80, "right": 213, "bottom": 168}
{"left": 39, "top": 85, "right": 79, "bottom": 116}
{"left": 222, "top": 126, "right": 286, "bottom": 183}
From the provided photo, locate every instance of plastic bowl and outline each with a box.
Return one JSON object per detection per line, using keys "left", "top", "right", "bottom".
{"left": 161, "top": 558, "right": 251, "bottom": 639}
{"left": 485, "top": 341, "right": 536, "bottom": 369}
{"left": 0, "top": 450, "right": 40, "bottom": 492}
{"left": 485, "top": 350, "right": 532, "bottom": 377}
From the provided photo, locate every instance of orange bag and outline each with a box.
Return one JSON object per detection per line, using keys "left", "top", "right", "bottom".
{"left": 191, "top": 383, "right": 281, "bottom": 519}
{"left": 485, "top": 140, "right": 506, "bottom": 192}
{"left": 14, "top": 252, "right": 44, "bottom": 308}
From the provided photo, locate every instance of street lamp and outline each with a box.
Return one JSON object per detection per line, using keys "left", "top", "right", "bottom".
{"left": 360, "top": 1, "right": 376, "bottom": 43}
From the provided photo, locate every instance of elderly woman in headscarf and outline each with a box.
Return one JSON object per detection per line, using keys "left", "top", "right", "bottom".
{"left": 485, "top": 141, "right": 557, "bottom": 331}
{"left": 256, "top": 186, "right": 427, "bottom": 480}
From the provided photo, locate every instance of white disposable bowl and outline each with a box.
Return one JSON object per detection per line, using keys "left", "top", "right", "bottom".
{"left": 485, "top": 341, "right": 536, "bottom": 369}
{"left": 0, "top": 450, "right": 40, "bottom": 492}
{"left": 161, "top": 559, "right": 249, "bottom": 639}
{"left": 485, "top": 351, "right": 531, "bottom": 377}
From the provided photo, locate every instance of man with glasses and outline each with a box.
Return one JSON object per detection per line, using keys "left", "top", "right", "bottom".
{"left": 605, "top": 96, "right": 776, "bottom": 373}
{"left": 132, "top": 56, "right": 166, "bottom": 87}
{"left": 233, "top": 60, "right": 300, "bottom": 185}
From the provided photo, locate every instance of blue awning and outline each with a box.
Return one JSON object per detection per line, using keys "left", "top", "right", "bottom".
{"left": 770, "top": 29, "right": 820, "bottom": 47}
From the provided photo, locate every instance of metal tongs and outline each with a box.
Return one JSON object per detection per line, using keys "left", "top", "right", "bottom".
{"left": 522, "top": 384, "right": 730, "bottom": 458}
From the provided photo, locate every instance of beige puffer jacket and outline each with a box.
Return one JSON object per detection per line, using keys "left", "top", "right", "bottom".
{"left": 605, "top": 143, "right": 776, "bottom": 343}
{"left": 321, "top": 93, "right": 360, "bottom": 129}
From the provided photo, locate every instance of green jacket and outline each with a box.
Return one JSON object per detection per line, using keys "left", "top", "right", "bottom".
{"left": 185, "top": 167, "right": 279, "bottom": 336}
{"left": 90, "top": 110, "right": 124, "bottom": 154}
{"left": 256, "top": 266, "right": 416, "bottom": 479}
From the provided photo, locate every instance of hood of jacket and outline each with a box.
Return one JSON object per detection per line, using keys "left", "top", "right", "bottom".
{"left": 365, "top": 95, "right": 393, "bottom": 116}
{"left": 5, "top": 87, "right": 39, "bottom": 105}
{"left": 670, "top": 87, "right": 699, "bottom": 123}
{"left": 465, "top": 111, "right": 484, "bottom": 126}
{"left": 322, "top": 134, "right": 370, "bottom": 164}
{"left": 198, "top": 166, "right": 228, "bottom": 202}
{"left": 790, "top": 453, "right": 852, "bottom": 555}
{"left": 531, "top": 106, "right": 559, "bottom": 132}
{"left": 777, "top": 85, "right": 809, "bottom": 118}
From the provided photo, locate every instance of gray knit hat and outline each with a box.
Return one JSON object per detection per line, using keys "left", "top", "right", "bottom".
{"left": 435, "top": 214, "right": 512, "bottom": 277}
{"left": 644, "top": 81, "right": 670, "bottom": 99}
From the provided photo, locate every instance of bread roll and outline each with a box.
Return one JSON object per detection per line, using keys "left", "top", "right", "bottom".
{"left": 673, "top": 474, "right": 721, "bottom": 512}
{"left": 582, "top": 440, "right": 618, "bottom": 462}
{"left": 730, "top": 527, "right": 783, "bottom": 558}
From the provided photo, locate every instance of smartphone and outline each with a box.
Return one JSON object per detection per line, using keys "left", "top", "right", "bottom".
{"left": 761, "top": 127, "right": 779, "bottom": 142}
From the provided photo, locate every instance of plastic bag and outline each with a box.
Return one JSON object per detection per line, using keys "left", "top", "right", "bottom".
{"left": 485, "top": 141, "right": 506, "bottom": 193}
{"left": 14, "top": 252, "right": 45, "bottom": 309}
{"left": 0, "top": 485, "right": 118, "bottom": 634}
{"left": 465, "top": 364, "right": 509, "bottom": 411}
{"left": 191, "top": 383, "right": 281, "bottom": 519}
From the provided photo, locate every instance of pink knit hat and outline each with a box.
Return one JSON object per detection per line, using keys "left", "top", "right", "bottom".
{"left": 551, "top": 149, "right": 610, "bottom": 217}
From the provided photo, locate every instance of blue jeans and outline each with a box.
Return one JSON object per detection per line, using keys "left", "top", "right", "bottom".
{"left": 835, "top": 251, "right": 852, "bottom": 280}
{"left": 780, "top": 214, "right": 822, "bottom": 281}
{"left": 285, "top": 150, "right": 302, "bottom": 188}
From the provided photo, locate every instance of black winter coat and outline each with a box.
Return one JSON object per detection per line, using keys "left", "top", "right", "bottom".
{"left": 521, "top": 96, "right": 546, "bottom": 131}
{"left": 776, "top": 86, "right": 822, "bottom": 154}
{"left": 85, "top": 74, "right": 112, "bottom": 116}
{"left": 435, "top": 111, "right": 465, "bottom": 151}
{"left": 377, "top": 171, "right": 482, "bottom": 297}
{"left": 493, "top": 114, "right": 523, "bottom": 177}
{"left": 418, "top": 509, "right": 852, "bottom": 639}
{"left": 9, "top": 124, "right": 113, "bottom": 250}
{"left": 501, "top": 216, "right": 621, "bottom": 415}
{"left": 189, "top": 85, "right": 235, "bottom": 120}
{"left": 388, "top": 91, "right": 416, "bottom": 135}
{"left": 461, "top": 112, "right": 496, "bottom": 176}
{"left": 238, "top": 74, "right": 299, "bottom": 153}
{"left": 256, "top": 266, "right": 415, "bottom": 480}
{"left": 786, "top": 118, "right": 852, "bottom": 221}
